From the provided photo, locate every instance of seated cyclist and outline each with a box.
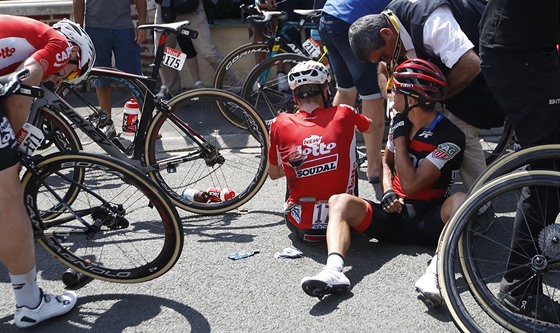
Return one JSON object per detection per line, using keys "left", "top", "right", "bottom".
{"left": 267, "top": 60, "right": 373, "bottom": 242}
{"left": 300, "top": 59, "right": 466, "bottom": 305}
{"left": 0, "top": 15, "right": 95, "bottom": 328}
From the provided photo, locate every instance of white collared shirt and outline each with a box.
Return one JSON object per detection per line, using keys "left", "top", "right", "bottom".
{"left": 392, "top": 5, "right": 474, "bottom": 68}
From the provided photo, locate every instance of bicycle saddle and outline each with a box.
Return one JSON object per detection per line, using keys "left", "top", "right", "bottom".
{"left": 138, "top": 21, "right": 198, "bottom": 39}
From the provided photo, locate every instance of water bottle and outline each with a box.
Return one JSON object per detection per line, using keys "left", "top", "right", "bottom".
{"left": 206, "top": 187, "right": 236, "bottom": 202}
{"left": 122, "top": 99, "right": 140, "bottom": 136}
{"left": 182, "top": 188, "right": 210, "bottom": 203}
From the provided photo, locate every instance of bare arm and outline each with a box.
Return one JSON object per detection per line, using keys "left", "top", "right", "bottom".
{"left": 445, "top": 49, "right": 480, "bottom": 98}
{"left": 134, "top": 0, "right": 148, "bottom": 44}
{"left": 4, "top": 59, "right": 45, "bottom": 133}
{"left": 72, "top": 0, "right": 86, "bottom": 26}
{"left": 268, "top": 164, "right": 285, "bottom": 180}
{"left": 381, "top": 144, "right": 394, "bottom": 194}
{"left": 393, "top": 136, "right": 441, "bottom": 195}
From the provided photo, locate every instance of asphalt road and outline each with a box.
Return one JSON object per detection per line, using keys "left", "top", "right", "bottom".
{"left": 0, "top": 152, "right": 470, "bottom": 333}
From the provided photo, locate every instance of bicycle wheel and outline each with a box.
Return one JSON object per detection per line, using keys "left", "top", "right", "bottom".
{"left": 21, "top": 151, "right": 183, "bottom": 283}
{"left": 27, "top": 106, "right": 84, "bottom": 220}
{"left": 35, "top": 106, "right": 82, "bottom": 154}
{"left": 479, "top": 119, "right": 514, "bottom": 166}
{"left": 213, "top": 43, "right": 287, "bottom": 95}
{"left": 57, "top": 68, "right": 147, "bottom": 146}
{"left": 241, "top": 53, "right": 337, "bottom": 127}
{"left": 144, "top": 88, "right": 270, "bottom": 214}
{"left": 439, "top": 170, "right": 560, "bottom": 332}
{"left": 470, "top": 144, "right": 560, "bottom": 193}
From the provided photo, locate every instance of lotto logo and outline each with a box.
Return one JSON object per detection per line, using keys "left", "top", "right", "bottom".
{"left": 0, "top": 47, "right": 16, "bottom": 58}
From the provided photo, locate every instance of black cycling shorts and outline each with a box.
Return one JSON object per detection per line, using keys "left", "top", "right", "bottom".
{"left": 0, "top": 106, "right": 19, "bottom": 171}
{"left": 359, "top": 199, "right": 445, "bottom": 247}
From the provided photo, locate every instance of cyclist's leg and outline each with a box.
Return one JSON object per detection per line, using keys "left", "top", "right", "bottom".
{"left": 0, "top": 112, "right": 75, "bottom": 323}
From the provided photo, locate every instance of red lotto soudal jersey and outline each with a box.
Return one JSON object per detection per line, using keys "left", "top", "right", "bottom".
{"left": 0, "top": 15, "right": 72, "bottom": 78}
{"left": 269, "top": 105, "right": 370, "bottom": 229}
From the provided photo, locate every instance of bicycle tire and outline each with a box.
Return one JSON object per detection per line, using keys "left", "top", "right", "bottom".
{"left": 240, "top": 53, "right": 337, "bottom": 127}
{"left": 439, "top": 170, "right": 560, "bottom": 332}
{"left": 144, "top": 88, "right": 270, "bottom": 214}
{"left": 21, "top": 151, "right": 183, "bottom": 283}
{"left": 470, "top": 144, "right": 560, "bottom": 194}
{"left": 30, "top": 106, "right": 84, "bottom": 220}
{"left": 36, "top": 106, "right": 83, "bottom": 153}
{"left": 213, "top": 43, "right": 288, "bottom": 95}
{"left": 479, "top": 119, "right": 514, "bottom": 166}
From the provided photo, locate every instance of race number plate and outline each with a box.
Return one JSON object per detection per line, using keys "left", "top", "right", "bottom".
{"left": 302, "top": 37, "right": 321, "bottom": 59}
{"left": 311, "top": 202, "right": 329, "bottom": 229}
{"left": 162, "top": 47, "right": 186, "bottom": 71}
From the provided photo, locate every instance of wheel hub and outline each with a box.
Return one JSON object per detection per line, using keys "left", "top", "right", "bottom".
{"left": 538, "top": 224, "right": 560, "bottom": 260}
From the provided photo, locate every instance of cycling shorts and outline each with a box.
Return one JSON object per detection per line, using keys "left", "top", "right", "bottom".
{"left": 356, "top": 199, "right": 445, "bottom": 246}
{"left": 0, "top": 106, "right": 19, "bottom": 171}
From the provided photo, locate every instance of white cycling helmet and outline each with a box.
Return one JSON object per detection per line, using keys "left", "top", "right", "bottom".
{"left": 53, "top": 19, "right": 96, "bottom": 84}
{"left": 287, "top": 60, "right": 331, "bottom": 91}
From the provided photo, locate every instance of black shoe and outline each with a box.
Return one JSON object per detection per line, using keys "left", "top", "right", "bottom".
{"left": 471, "top": 205, "right": 495, "bottom": 235}
{"left": 499, "top": 291, "right": 560, "bottom": 324}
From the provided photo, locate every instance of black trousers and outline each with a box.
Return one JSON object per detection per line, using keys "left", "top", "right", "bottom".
{"left": 480, "top": 46, "right": 560, "bottom": 295}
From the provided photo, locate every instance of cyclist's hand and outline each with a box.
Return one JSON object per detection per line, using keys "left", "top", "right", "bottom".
{"left": 390, "top": 112, "right": 411, "bottom": 141}
{"left": 381, "top": 189, "right": 404, "bottom": 213}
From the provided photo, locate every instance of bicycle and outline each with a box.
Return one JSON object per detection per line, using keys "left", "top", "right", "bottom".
{"left": 479, "top": 117, "right": 518, "bottom": 166}
{"left": 29, "top": 20, "right": 270, "bottom": 215}
{"left": 437, "top": 144, "right": 560, "bottom": 332}
{"left": 2, "top": 69, "right": 184, "bottom": 284}
{"left": 213, "top": 4, "right": 327, "bottom": 95}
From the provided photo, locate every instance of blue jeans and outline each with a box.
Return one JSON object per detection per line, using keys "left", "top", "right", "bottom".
{"left": 86, "top": 27, "right": 142, "bottom": 88}
{"left": 319, "top": 13, "right": 381, "bottom": 99}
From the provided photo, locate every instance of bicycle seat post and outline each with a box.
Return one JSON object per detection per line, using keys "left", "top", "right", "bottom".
{"left": 151, "top": 31, "right": 170, "bottom": 81}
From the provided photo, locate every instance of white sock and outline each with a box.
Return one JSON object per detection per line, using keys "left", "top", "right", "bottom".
{"left": 10, "top": 267, "right": 41, "bottom": 309}
{"left": 326, "top": 253, "right": 344, "bottom": 272}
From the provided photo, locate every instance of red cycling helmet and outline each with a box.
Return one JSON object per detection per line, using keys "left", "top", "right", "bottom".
{"left": 392, "top": 58, "right": 447, "bottom": 108}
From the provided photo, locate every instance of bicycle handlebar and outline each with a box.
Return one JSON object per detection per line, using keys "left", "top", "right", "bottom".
{"left": 0, "top": 69, "right": 44, "bottom": 99}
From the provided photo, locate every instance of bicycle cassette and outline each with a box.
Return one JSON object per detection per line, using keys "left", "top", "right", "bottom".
{"left": 538, "top": 224, "right": 560, "bottom": 260}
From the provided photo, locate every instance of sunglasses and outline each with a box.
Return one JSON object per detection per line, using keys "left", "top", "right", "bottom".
{"left": 64, "top": 59, "right": 81, "bottom": 82}
{"left": 54, "top": 58, "right": 81, "bottom": 82}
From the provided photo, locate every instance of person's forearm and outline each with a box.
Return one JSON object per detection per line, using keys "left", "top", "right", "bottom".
{"left": 135, "top": 0, "right": 148, "bottom": 25}
{"left": 445, "top": 49, "right": 480, "bottom": 98}
{"left": 72, "top": 0, "right": 85, "bottom": 26}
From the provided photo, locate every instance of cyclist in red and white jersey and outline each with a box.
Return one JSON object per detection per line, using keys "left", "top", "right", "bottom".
{"left": 268, "top": 60, "right": 374, "bottom": 242}
{"left": 0, "top": 15, "right": 95, "bottom": 328}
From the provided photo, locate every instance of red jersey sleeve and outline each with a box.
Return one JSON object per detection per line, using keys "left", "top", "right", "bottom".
{"left": 0, "top": 15, "right": 72, "bottom": 78}
{"left": 338, "top": 105, "right": 370, "bottom": 133}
